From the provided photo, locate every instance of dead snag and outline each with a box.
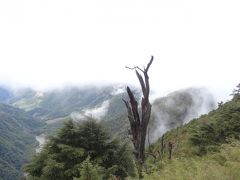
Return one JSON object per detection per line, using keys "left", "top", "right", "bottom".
{"left": 161, "top": 135, "right": 164, "bottom": 159}
{"left": 123, "top": 56, "right": 154, "bottom": 163}
{"left": 168, "top": 141, "right": 173, "bottom": 159}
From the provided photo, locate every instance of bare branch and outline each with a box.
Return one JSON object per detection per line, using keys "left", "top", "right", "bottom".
{"left": 125, "top": 66, "right": 144, "bottom": 73}
{"left": 136, "top": 70, "right": 146, "bottom": 95}
{"left": 145, "top": 56, "right": 154, "bottom": 72}
{"left": 122, "top": 98, "right": 129, "bottom": 108}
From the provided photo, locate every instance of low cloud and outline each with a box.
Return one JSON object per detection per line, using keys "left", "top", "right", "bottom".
{"left": 70, "top": 100, "right": 110, "bottom": 121}
{"left": 149, "top": 87, "right": 216, "bottom": 142}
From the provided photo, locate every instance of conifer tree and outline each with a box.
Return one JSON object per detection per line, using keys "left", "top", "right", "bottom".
{"left": 25, "top": 119, "right": 136, "bottom": 179}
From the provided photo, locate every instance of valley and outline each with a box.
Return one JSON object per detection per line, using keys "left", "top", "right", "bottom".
{"left": 1, "top": 84, "right": 239, "bottom": 179}
{"left": 1, "top": 0, "right": 239, "bottom": 179}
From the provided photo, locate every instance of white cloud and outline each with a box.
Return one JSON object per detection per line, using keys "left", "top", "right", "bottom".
{"left": 0, "top": 0, "right": 239, "bottom": 100}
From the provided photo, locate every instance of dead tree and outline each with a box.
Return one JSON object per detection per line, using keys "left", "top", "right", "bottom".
{"left": 168, "top": 141, "right": 173, "bottom": 159}
{"left": 123, "top": 56, "right": 154, "bottom": 163}
{"left": 160, "top": 134, "right": 164, "bottom": 159}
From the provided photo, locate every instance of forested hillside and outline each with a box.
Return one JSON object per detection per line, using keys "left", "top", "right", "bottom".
{"left": 0, "top": 103, "right": 43, "bottom": 180}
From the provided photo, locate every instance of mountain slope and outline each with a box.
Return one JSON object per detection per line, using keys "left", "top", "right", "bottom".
{"left": 0, "top": 103, "right": 42, "bottom": 180}
{"left": 10, "top": 86, "right": 216, "bottom": 140}
{"left": 144, "top": 94, "right": 240, "bottom": 179}
{"left": 150, "top": 87, "right": 216, "bottom": 141}
{"left": 11, "top": 86, "right": 123, "bottom": 120}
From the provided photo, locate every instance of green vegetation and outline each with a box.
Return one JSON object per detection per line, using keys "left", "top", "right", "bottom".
{"left": 144, "top": 92, "right": 240, "bottom": 179}
{"left": 74, "top": 156, "right": 103, "bottom": 180}
{"left": 0, "top": 103, "right": 43, "bottom": 180}
{"left": 144, "top": 140, "right": 240, "bottom": 180}
{"left": 25, "top": 119, "right": 137, "bottom": 180}
{"left": 1, "top": 85, "right": 239, "bottom": 179}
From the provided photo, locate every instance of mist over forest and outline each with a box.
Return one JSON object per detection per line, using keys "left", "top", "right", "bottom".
{"left": 1, "top": 72, "right": 240, "bottom": 180}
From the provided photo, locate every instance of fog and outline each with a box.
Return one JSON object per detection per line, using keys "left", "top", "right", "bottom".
{"left": 150, "top": 87, "right": 216, "bottom": 142}
{"left": 0, "top": 0, "right": 239, "bottom": 103}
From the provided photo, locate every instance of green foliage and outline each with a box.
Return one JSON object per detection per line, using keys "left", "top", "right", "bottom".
{"left": 74, "top": 156, "right": 103, "bottom": 180}
{"left": 25, "top": 119, "right": 136, "bottom": 180}
{"left": 190, "top": 97, "right": 240, "bottom": 155}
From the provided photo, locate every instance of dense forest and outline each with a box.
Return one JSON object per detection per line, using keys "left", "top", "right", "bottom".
{"left": 0, "top": 103, "right": 42, "bottom": 179}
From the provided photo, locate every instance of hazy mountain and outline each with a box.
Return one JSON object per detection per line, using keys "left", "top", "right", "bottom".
{"left": 9, "top": 86, "right": 216, "bottom": 138}
{"left": 10, "top": 88, "right": 42, "bottom": 112}
{"left": 11, "top": 86, "right": 126, "bottom": 120}
{"left": 0, "top": 86, "right": 13, "bottom": 102}
{"left": 0, "top": 85, "right": 218, "bottom": 179}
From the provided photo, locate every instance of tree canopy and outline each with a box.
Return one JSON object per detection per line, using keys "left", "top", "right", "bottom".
{"left": 25, "top": 119, "right": 137, "bottom": 180}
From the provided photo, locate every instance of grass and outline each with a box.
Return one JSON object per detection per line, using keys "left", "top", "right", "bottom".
{"left": 144, "top": 139, "right": 240, "bottom": 180}
{"left": 143, "top": 96, "right": 240, "bottom": 179}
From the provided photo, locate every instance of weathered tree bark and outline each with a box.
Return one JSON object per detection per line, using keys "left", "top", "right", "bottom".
{"left": 123, "top": 56, "right": 154, "bottom": 163}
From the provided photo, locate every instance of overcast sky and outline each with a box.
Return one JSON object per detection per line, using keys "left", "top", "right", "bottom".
{"left": 0, "top": 0, "right": 239, "bottom": 101}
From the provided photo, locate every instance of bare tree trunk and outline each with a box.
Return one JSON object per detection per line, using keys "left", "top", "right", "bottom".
{"left": 168, "top": 141, "right": 173, "bottom": 159}
{"left": 123, "top": 56, "right": 154, "bottom": 163}
{"left": 147, "top": 127, "right": 151, "bottom": 152}
{"left": 161, "top": 134, "right": 164, "bottom": 159}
